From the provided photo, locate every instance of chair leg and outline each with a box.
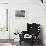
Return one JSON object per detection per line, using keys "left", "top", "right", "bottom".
{"left": 20, "top": 41, "right": 21, "bottom": 45}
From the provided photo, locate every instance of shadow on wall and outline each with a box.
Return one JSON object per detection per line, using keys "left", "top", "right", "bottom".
{"left": 40, "top": 25, "right": 45, "bottom": 46}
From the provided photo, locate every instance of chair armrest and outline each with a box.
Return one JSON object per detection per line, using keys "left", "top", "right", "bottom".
{"left": 22, "top": 31, "right": 28, "bottom": 35}
{"left": 19, "top": 34, "right": 24, "bottom": 41}
{"left": 19, "top": 31, "right": 27, "bottom": 41}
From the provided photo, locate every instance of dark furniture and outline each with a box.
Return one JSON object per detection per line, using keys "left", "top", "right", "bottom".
{"left": 19, "top": 23, "right": 41, "bottom": 46}
{"left": 41, "top": 0, "right": 43, "bottom": 3}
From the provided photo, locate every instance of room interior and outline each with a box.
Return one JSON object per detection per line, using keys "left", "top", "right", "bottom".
{"left": 0, "top": 0, "right": 46, "bottom": 46}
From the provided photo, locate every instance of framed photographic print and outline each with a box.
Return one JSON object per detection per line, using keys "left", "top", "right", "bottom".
{"left": 15, "top": 10, "right": 25, "bottom": 18}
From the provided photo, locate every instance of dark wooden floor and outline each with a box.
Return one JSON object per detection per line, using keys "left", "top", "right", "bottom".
{"left": 19, "top": 41, "right": 43, "bottom": 46}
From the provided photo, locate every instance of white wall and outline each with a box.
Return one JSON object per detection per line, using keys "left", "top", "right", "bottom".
{"left": 0, "top": 0, "right": 14, "bottom": 46}
{"left": 0, "top": 0, "right": 8, "bottom": 3}
{"left": 9, "top": 0, "right": 46, "bottom": 44}
{"left": 0, "top": 4, "right": 9, "bottom": 39}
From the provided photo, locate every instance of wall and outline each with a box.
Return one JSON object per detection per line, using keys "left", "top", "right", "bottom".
{"left": 0, "top": 0, "right": 8, "bottom": 3}
{"left": 0, "top": 4, "right": 9, "bottom": 39}
{"left": 9, "top": 0, "right": 46, "bottom": 45}
{"left": 0, "top": 0, "right": 13, "bottom": 46}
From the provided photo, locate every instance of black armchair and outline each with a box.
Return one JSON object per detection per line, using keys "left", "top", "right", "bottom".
{"left": 19, "top": 23, "right": 40, "bottom": 45}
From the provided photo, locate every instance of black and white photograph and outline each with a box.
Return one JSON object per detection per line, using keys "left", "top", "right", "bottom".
{"left": 0, "top": 0, "right": 46, "bottom": 46}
